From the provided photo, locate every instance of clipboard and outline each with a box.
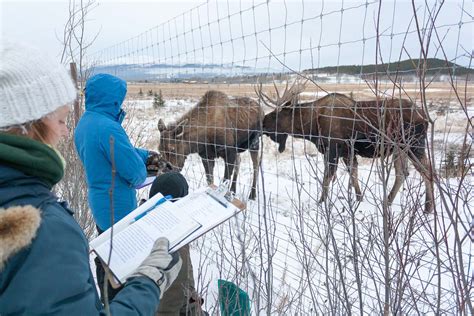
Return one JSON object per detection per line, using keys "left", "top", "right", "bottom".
{"left": 170, "top": 181, "right": 246, "bottom": 251}
{"left": 91, "top": 181, "right": 246, "bottom": 287}
{"left": 135, "top": 176, "right": 156, "bottom": 189}
{"left": 206, "top": 180, "right": 246, "bottom": 210}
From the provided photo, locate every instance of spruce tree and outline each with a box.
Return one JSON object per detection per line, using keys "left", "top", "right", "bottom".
{"left": 153, "top": 90, "right": 165, "bottom": 109}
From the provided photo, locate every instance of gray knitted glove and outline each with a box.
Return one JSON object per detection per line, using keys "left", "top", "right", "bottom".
{"left": 128, "top": 238, "right": 182, "bottom": 298}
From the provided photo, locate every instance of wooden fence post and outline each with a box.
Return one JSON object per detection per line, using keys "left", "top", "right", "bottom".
{"left": 69, "top": 62, "right": 80, "bottom": 126}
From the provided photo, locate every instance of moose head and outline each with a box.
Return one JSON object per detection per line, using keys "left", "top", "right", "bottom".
{"left": 256, "top": 80, "right": 306, "bottom": 153}
{"left": 158, "top": 118, "right": 189, "bottom": 169}
{"left": 262, "top": 111, "right": 289, "bottom": 153}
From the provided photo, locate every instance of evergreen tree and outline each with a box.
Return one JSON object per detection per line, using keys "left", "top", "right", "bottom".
{"left": 138, "top": 88, "right": 143, "bottom": 97}
{"left": 153, "top": 90, "right": 165, "bottom": 109}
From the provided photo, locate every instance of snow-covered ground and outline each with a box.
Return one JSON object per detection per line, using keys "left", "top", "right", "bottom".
{"left": 94, "top": 96, "right": 472, "bottom": 314}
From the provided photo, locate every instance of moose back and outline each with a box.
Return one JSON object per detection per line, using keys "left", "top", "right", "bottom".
{"left": 158, "top": 90, "right": 263, "bottom": 200}
{"left": 261, "top": 90, "right": 434, "bottom": 213}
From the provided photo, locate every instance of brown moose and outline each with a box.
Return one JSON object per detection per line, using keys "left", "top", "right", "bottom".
{"left": 259, "top": 82, "right": 434, "bottom": 213}
{"left": 158, "top": 90, "right": 263, "bottom": 200}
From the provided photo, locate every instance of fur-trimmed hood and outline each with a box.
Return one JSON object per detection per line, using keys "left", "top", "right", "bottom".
{"left": 0, "top": 205, "right": 41, "bottom": 269}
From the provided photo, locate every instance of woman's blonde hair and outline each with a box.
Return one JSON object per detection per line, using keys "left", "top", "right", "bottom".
{"left": 1, "top": 105, "right": 70, "bottom": 145}
{"left": 0, "top": 108, "right": 64, "bottom": 144}
{"left": 2, "top": 120, "right": 50, "bottom": 143}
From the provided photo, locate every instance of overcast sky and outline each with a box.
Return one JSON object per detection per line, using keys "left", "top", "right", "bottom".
{"left": 1, "top": 1, "right": 199, "bottom": 58}
{"left": 1, "top": 0, "right": 472, "bottom": 72}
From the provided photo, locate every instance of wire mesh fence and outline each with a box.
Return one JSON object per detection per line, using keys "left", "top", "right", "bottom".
{"left": 85, "top": 0, "right": 472, "bottom": 314}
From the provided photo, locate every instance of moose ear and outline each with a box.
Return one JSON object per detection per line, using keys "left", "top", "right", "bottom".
{"left": 158, "top": 119, "right": 166, "bottom": 132}
{"left": 173, "top": 119, "right": 188, "bottom": 138}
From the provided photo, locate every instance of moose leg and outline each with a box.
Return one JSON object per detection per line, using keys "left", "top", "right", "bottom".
{"left": 224, "top": 150, "right": 238, "bottom": 193}
{"left": 342, "top": 155, "right": 363, "bottom": 201}
{"left": 231, "top": 154, "right": 241, "bottom": 193}
{"left": 407, "top": 150, "right": 435, "bottom": 213}
{"left": 249, "top": 149, "right": 259, "bottom": 200}
{"left": 202, "top": 158, "right": 215, "bottom": 185}
{"left": 387, "top": 149, "right": 409, "bottom": 205}
{"left": 319, "top": 146, "right": 339, "bottom": 203}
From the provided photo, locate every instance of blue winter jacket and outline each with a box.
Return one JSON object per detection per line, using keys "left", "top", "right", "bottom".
{"left": 75, "top": 74, "right": 149, "bottom": 230}
{"left": 0, "top": 164, "right": 160, "bottom": 315}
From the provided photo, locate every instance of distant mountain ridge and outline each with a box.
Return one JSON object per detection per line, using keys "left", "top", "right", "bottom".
{"left": 90, "top": 62, "right": 260, "bottom": 81}
{"left": 303, "top": 58, "right": 473, "bottom": 76}
{"left": 100, "top": 62, "right": 252, "bottom": 70}
{"left": 90, "top": 58, "right": 472, "bottom": 82}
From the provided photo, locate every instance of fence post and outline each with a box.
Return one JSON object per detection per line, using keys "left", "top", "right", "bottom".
{"left": 69, "top": 62, "right": 80, "bottom": 126}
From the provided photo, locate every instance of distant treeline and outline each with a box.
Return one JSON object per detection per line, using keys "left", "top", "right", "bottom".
{"left": 303, "top": 58, "right": 473, "bottom": 76}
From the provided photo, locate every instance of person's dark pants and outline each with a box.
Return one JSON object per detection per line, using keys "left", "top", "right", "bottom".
{"left": 95, "top": 226, "right": 123, "bottom": 303}
{"left": 157, "top": 244, "right": 200, "bottom": 315}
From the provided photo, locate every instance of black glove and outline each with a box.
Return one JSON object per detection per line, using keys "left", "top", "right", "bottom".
{"left": 146, "top": 151, "right": 174, "bottom": 176}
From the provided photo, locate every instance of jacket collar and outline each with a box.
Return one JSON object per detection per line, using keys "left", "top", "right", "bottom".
{"left": 0, "top": 133, "right": 64, "bottom": 189}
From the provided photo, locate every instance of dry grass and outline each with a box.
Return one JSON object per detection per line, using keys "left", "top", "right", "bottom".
{"left": 127, "top": 81, "right": 474, "bottom": 101}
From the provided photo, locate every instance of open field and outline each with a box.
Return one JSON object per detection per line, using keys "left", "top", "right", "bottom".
{"left": 119, "top": 84, "right": 473, "bottom": 314}
{"left": 128, "top": 81, "right": 474, "bottom": 102}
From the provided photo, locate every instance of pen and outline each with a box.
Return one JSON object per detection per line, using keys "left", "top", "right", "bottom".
{"left": 133, "top": 195, "right": 172, "bottom": 222}
{"left": 206, "top": 191, "right": 228, "bottom": 208}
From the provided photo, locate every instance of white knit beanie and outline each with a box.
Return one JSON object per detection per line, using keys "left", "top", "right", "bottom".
{"left": 0, "top": 40, "right": 77, "bottom": 128}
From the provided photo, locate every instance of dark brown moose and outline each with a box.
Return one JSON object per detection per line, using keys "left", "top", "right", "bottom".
{"left": 158, "top": 90, "right": 263, "bottom": 200}
{"left": 259, "top": 82, "right": 434, "bottom": 213}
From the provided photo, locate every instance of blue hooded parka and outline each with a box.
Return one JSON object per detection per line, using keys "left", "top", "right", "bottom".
{"left": 75, "top": 74, "right": 148, "bottom": 231}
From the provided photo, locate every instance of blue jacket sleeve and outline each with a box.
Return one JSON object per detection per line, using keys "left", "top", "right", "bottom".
{"left": 135, "top": 147, "right": 149, "bottom": 163}
{"left": 100, "top": 124, "right": 147, "bottom": 187}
